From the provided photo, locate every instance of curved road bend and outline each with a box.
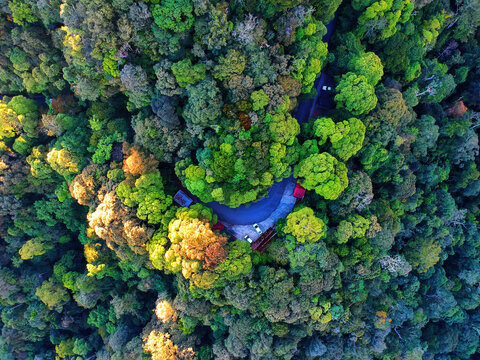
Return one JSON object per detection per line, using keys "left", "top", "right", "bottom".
{"left": 204, "top": 17, "right": 337, "bottom": 225}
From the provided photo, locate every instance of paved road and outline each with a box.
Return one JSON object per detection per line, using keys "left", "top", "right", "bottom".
{"left": 205, "top": 176, "right": 296, "bottom": 225}
{"left": 204, "top": 17, "right": 337, "bottom": 225}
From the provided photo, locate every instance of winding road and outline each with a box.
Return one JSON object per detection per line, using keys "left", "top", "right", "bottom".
{"left": 204, "top": 17, "right": 337, "bottom": 226}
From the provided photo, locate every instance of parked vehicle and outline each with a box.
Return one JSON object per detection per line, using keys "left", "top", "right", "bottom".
{"left": 253, "top": 223, "right": 262, "bottom": 234}
{"left": 244, "top": 235, "right": 253, "bottom": 243}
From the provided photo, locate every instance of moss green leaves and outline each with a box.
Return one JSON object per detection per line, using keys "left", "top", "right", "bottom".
{"left": 251, "top": 89, "right": 269, "bottom": 111}
{"left": 403, "top": 238, "right": 442, "bottom": 273}
{"left": 330, "top": 118, "right": 366, "bottom": 161}
{"left": 267, "top": 112, "right": 300, "bottom": 146}
{"left": 313, "top": 117, "right": 366, "bottom": 161}
{"left": 335, "top": 72, "right": 378, "bottom": 115}
{"left": 171, "top": 59, "right": 206, "bottom": 87}
{"left": 8, "top": 0, "right": 38, "bottom": 26}
{"left": 212, "top": 50, "right": 246, "bottom": 81}
{"left": 348, "top": 52, "right": 384, "bottom": 86}
{"left": 116, "top": 171, "right": 173, "bottom": 224}
{"left": 7, "top": 95, "right": 38, "bottom": 137}
{"left": 284, "top": 207, "right": 325, "bottom": 243}
{"left": 294, "top": 152, "right": 348, "bottom": 200}
{"left": 151, "top": 0, "right": 194, "bottom": 33}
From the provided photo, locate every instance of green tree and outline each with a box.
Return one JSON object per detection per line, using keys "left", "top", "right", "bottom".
{"left": 8, "top": 0, "right": 39, "bottom": 26}
{"left": 356, "top": 0, "right": 413, "bottom": 42}
{"left": 215, "top": 240, "right": 253, "bottom": 282}
{"left": 251, "top": 89, "right": 269, "bottom": 111}
{"left": 312, "top": 117, "right": 336, "bottom": 145}
{"left": 46, "top": 147, "right": 83, "bottom": 177}
{"left": 329, "top": 117, "right": 366, "bottom": 161}
{"left": 19, "top": 237, "right": 54, "bottom": 260}
{"left": 404, "top": 238, "right": 442, "bottom": 273}
{"left": 267, "top": 112, "right": 300, "bottom": 146}
{"left": 183, "top": 79, "right": 222, "bottom": 127}
{"left": 213, "top": 50, "right": 246, "bottom": 81}
{"left": 284, "top": 207, "right": 325, "bottom": 243}
{"left": 294, "top": 153, "right": 348, "bottom": 200}
{"left": 335, "top": 72, "right": 378, "bottom": 115}
{"left": 151, "top": 0, "right": 194, "bottom": 33}
{"left": 116, "top": 171, "right": 173, "bottom": 224}
{"left": 103, "top": 49, "right": 123, "bottom": 78}
{"left": 171, "top": 59, "right": 206, "bottom": 87}
{"left": 348, "top": 52, "right": 384, "bottom": 86}
{"left": 35, "top": 278, "right": 70, "bottom": 312}
{"left": 292, "top": 20, "right": 328, "bottom": 93}
{"left": 8, "top": 96, "right": 38, "bottom": 137}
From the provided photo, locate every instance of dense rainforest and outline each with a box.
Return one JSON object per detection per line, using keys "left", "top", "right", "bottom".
{"left": 1, "top": 0, "right": 480, "bottom": 358}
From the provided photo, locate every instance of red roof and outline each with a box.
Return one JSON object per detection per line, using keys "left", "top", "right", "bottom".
{"left": 251, "top": 228, "right": 276, "bottom": 253}
{"left": 212, "top": 221, "right": 225, "bottom": 230}
{"left": 293, "top": 183, "right": 306, "bottom": 199}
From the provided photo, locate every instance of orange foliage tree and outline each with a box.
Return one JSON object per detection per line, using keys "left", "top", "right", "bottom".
{"left": 122, "top": 142, "right": 159, "bottom": 179}
{"left": 168, "top": 206, "right": 228, "bottom": 270}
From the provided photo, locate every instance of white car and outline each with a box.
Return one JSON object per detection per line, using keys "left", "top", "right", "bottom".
{"left": 244, "top": 235, "right": 253, "bottom": 243}
{"left": 253, "top": 223, "right": 262, "bottom": 234}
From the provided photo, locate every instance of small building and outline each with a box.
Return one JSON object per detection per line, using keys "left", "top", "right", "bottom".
{"left": 293, "top": 183, "right": 306, "bottom": 199}
{"left": 212, "top": 221, "right": 225, "bottom": 231}
{"left": 173, "top": 190, "right": 193, "bottom": 207}
{"left": 251, "top": 227, "right": 276, "bottom": 253}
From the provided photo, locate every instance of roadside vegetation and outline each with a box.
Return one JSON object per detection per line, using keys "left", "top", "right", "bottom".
{"left": 1, "top": 0, "right": 480, "bottom": 359}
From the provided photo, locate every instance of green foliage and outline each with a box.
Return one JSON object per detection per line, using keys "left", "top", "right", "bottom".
{"left": 330, "top": 117, "right": 366, "bottom": 161}
{"left": 102, "top": 49, "right": 123, "bottom": 78}
{"left": 292, "top": 20, "right": 329, "bottom": 93}
{"left": 215, "top": 240, "right": 253, "bottom": 282}
{"left": 356, "top": 0, "right": 413, "bottom": 42}
{"left": 26, "top": 145, "right": 57, "bottom": 183}
{"left": 251, "top": 89, "right": 269, "bottom": 111}
{"left": 91, "top": 132, "right": 125, "bottom": 164}
{"left": 294, "top": 152, "right": 349, "bottom": 200}
{"left": 404, "top": 238, "right": 442, "bottom": 273}
{"left": 213, "top": 50, "right": 246, "bottom": 81}
{"left": 35, "top": 278, "right": 70, "bottom": 311}
{"left": 348, "top": 51, "right": 384, "bottom": 86}
{"left": 8, "top": 0, "right": 39, "bottom": 26}
{"left": 313, "top": 117, "right": 366, "bottom": 160}
{"left": 151, "top": 0, "right": 194, "bottom": 33}
{"left": 19, "top": 236, "right": 54, "bottom": 260}
{"left": 313, "top": 117, "right": 336, "bottom": 145}
{"left": 12, "top": 135, "right": 32, "bottom": 155}
{"left": 183, "top": 78, "right": 222, "bottom": 126}
{"left": 46, "top": 147, "right": 83, "bottom": 177}
{"left": 116, "top": 171, "right": 173, "bottom": 224}
{"left": 171, "top": 59, "right": 207, "bottom": 87}
{"left": 267, "top": 112, "right": 300, "bottom": 146}
{"left": 284, "top": 207, "right": 325, "bottom": 243}
{"left": 2, "top": 0, "right": 480, "bottom": 358}
{"left": 335, "top": 72, "right": 378, "bottom": 115}
{"left": 8, "top": 96, "right": 38, "bottom": 137}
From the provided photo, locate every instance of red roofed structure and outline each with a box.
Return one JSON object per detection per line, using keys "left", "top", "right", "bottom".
{"left": 251, "top": 228, "right": 276, "bottom": 253}
{"left": 293, "top": 183, "right": 306, "bottom": 199}
{"left": 212, "top": 221, "right": 225, "bottom": 231}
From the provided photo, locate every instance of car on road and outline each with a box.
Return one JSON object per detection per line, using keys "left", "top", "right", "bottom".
{"left": 244, "top": 235, "right": 253, "bottom": 243}
{"left": 253, "top": 223, "right": 262, "bottom": 234}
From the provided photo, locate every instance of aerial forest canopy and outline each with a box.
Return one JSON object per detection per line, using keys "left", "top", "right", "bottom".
{"left": 1, "top": 0, "right": 480, "bottom": 359}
